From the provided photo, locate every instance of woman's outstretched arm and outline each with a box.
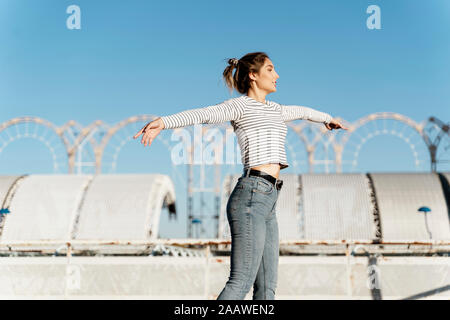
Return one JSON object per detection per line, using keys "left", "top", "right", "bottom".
{"left": 280, "top": 104, "right": 333, "bottom": 124}
{"left": 279, "top": 103, "right": 348, "bottom": 131}
{"left": 159, "top": 98, "right": 245, "bottom": 129}
{"left": 133, "top": 98, "right": 246, "bottom": 147}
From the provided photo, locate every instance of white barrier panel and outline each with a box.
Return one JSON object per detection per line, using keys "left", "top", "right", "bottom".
{"left": 0, "top": 256, "right": 448, "bottom": 299}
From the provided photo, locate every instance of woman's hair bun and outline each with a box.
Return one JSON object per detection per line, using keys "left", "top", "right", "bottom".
{"left": 228, "top": 58, "right": 239, "bottom": 67}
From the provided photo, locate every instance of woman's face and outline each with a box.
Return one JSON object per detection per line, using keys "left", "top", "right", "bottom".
{"left": 250, "top": 58, "right": 280, "bottom": 94}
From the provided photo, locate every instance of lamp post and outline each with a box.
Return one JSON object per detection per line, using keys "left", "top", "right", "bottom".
{"left": 418, "top": 206, "right": 432, "bottom": 240}
{"left": 192, "top": 218, "right": 202, "bottom": 239}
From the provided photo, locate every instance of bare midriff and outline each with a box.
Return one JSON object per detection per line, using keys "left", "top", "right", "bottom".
{"left": 249, "top": 163, "right": 281, "bottom": 180}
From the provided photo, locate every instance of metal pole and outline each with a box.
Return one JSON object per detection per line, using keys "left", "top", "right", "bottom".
{"left": 204, "top": 245, "right": 210, "bottom": 299}
{"left": 345, "top": 244, "right": 353, "bottom": 298}
{"left": 424, "top": 212, "right": 433, "bottom": 240}
{"left": 64, "top": 242, "right": 72, "bottom": 299}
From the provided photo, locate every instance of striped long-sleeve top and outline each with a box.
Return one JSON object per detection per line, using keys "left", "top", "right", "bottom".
{"left": 160, "top": 95, "right": 333, "bottom": 170}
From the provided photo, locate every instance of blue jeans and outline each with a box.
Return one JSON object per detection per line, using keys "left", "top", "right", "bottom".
{"left": 217, "top": 174, "right": 281, "bottom": 300}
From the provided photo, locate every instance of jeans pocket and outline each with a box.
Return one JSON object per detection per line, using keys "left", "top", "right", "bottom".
{"left": 253, "top": 178, "right": 274, "bottom": 195}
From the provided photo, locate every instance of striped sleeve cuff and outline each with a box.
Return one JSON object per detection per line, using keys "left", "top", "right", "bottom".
{"left": 323, "top": 113, "right": 333, "bottom": 124}
{"left": 160, "top": 116, "right": 171, "bottom": 129}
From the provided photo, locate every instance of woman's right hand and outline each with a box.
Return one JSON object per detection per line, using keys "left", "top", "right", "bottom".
{"left": 133, "top": 117, "right": 165, "bottom": 147}
{"left": 325, "top": 118, "right": 349, "bottom": 131}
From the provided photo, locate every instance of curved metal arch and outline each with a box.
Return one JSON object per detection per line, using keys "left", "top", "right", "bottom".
{"left": 68, "top": 120, "right": 105, "bottom": 150}
{"left": 0, "top": 112, "right": 446, "bottom": 176}
{"left": 96, "top": 115, "right": 174, "bottom": 173}
{"left": 58, "top": 119, "right": 107, "bottom": 173}
{"left": 0, "top": 116, "right": 72, "bottom": 153}
{"left": 337, "top": 112, "right": 428, "bottom": 172}
{"left": 285, "top": 120, "right": 344, "bottom": 173}
{"left": 0, "top": 117, "right": 72, "bottom": 173}
{"left": 340, "top": 112, "right": 423, "bottom": 148}
{"left": 349, "top": 131, "right": 426, "bottom": 171}
{"left": 286, "top": 116, "right": 351, "bottom": 148}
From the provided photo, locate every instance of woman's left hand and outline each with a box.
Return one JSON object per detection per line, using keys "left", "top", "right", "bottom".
{"left": 325, "top": 118, "right": 349, "bottom": 131}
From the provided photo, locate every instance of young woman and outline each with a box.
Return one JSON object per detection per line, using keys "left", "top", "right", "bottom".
{"left": 133, "top": 52, "right": 348, "bottom": 300}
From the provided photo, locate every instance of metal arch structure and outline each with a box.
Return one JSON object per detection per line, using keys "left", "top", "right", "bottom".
{"left": 67, "top": 120, "right": 106, "bottom": 174}
{"left": 287, "top": 117, "right": 351, "bottom": 173}
{"left": 0, "top": 117, "right": 73, "bottom": 173}
{"left": 1, "top": 113, "right": 447, "bottom": 175}
{"left": 93, "top": 115, "right": 178, "bottom": 174}
{"left": 422, "top": 117, "right": 450, "bottom": 172}
{"left": 336, "top": 112, "right": 431, "bottom": 173}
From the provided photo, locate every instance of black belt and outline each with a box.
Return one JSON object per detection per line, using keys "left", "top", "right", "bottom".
{"left": 244, "top": 169, "right": 283, "bottom": 190}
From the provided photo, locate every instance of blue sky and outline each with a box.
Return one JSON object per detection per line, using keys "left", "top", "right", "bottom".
{"left": 0, "top": 0, "right": 449, "bottom": 238}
